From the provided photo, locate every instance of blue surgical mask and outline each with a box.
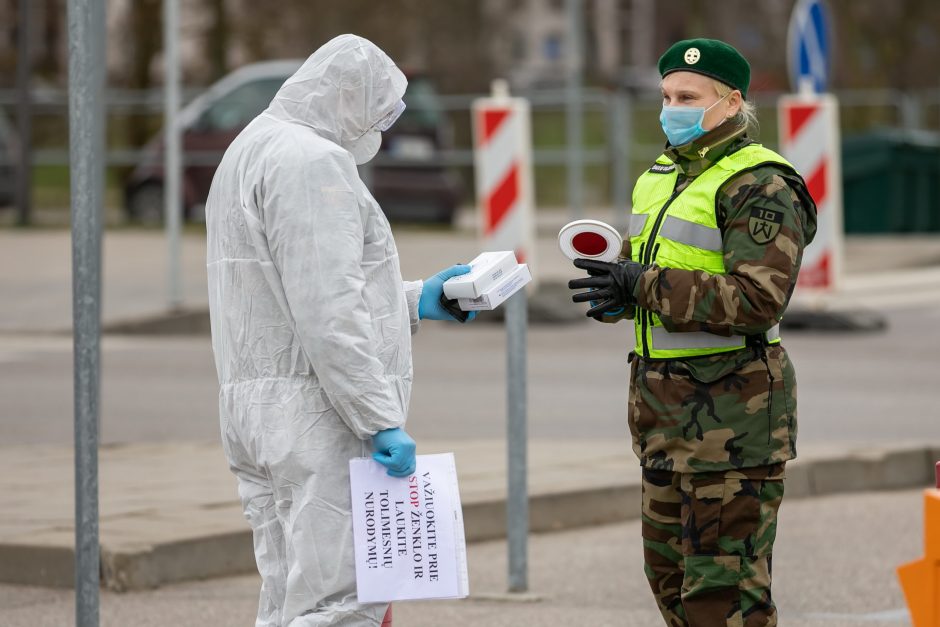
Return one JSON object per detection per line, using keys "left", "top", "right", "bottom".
{"left": 659, "top": 94, "right": 729, "bottom": 147}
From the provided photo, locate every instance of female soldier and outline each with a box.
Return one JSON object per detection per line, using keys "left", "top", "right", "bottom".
{"left": 568, "top": 38, "right": 817, "bottom": 626}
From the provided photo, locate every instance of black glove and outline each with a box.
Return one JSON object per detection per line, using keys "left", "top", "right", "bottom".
{"left": 568, "top": 258, "right": 649, "bottom": 318}
{"left": 438, "top": 292, "right": 470, "bottom": 323}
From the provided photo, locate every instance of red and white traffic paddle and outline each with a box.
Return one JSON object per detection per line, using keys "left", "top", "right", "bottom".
{"left": 558, "top": 219, "right": 623, "bottom": 263}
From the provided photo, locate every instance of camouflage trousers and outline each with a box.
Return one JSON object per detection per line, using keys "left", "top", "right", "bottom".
{"left": 641, "top": 464, "right": 785, "bottom": 627}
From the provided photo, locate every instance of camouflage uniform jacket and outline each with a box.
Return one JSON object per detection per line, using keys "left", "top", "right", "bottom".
{"left": 603, "top": 120, "right": 818, "bottom": 473}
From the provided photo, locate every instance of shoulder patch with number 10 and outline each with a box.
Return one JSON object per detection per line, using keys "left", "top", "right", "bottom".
{"left": 748, "top": 207, "right": 783, "bottom": 244}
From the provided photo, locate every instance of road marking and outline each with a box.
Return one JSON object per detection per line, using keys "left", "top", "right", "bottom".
{"left": 794, "top": 266, "right": 940, "bottom": 311}
{"left": 796, "top": 608, "right": 910, "bottom": 622}
{"left": 842, "top": 267, "right": 940, "bottom": 291}
{"left": 835, "top": 287, "right": 940, "bottom": 310}
{"left": 0, "top": 334, "right": 189, "bottom": 352}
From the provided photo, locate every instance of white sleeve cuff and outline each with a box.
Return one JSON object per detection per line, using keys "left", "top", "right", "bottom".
{"left": 403, "top": 280, "right": 423, "bottom": 335}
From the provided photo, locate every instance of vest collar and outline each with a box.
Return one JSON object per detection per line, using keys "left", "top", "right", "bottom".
{"left": 664, "top": 118, "right": 748, "bottom": 178}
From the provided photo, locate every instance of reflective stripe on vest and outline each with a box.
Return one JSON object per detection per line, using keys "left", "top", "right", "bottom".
{"left": 766, "top": 325, "right": 780, "bottom": 342}
{"left": 629, "top": 144, "right": 797, "bottom": 359}
{"left": 658, "top": 215, "right": 723, "bottom": 251}
{"left": 629, "top": 213, "right": 649, "bottom": 237}
{"left": 650, "top": 324, "right": 780, "bottom": 351}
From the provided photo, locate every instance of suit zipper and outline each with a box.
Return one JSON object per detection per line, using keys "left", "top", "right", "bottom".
{"left": 636, "top": 242, "right": 646, "bottom": 352}
{"left": 633, "top": 242, "right": 646, "bottom": 320}
{"left": 640, "top": 187, "right": 681, "bottom": 358}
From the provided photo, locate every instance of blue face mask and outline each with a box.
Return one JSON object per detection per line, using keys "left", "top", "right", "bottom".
{"left": 659, "top": 94, "right": 729, "bottom": 147}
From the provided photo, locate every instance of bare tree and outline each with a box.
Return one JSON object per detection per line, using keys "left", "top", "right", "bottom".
{"left": 34, "top": 0, "right": 65, "bottom": 82}
{"left": 227, "top": 0, "right": 493, "bottom": 92}
{"left": 0, "top": 0, "right": 19, "bottom": 88}
{"left": 124, "top": 0, "right": 162, "bottom": 147}
{"left": 204, "top": 0, "right": 229, "bottom": 80}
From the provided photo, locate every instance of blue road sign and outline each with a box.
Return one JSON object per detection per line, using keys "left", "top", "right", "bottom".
{"left": 787, "top": 0, "right": 832, "bottom": 94}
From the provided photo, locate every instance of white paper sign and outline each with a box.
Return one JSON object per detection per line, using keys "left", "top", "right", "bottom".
{"left": 349, "top": 453, "right": 469, "bottom": 603}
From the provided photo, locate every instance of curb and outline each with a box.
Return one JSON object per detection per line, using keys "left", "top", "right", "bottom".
{"left": 98, "top": 284, "right": 588, "bottom": 336}
{"left": 0, "top": 541, "right": 75, "bottom": 588}
{"left": 102, "top": 308, "right": 212, "bottom": 335}
{"left": 2, "top": 443, "right": 937, "bottom": 591}
{"left": 780, "top": 308, "right": 888, "bottom": 333}
{"left": 101, "top": 529, "right": 255, "bottom": 592}
{"left": 96, "top": 287, "right": 903, "bottom": 336}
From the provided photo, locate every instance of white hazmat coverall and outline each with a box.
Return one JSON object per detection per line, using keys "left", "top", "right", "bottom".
{"left": 206, "top": 34, "right": 418, "bottom": 626}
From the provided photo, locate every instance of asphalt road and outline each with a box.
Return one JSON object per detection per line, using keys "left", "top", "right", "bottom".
{"left": 0, "top": 488, "right": 923, "bottom": 626}
{"left": 0, "top": 306, "right": 937, "bottom": 447}
{"left": 0, "top": 229, "right": 935, "bottom": 626}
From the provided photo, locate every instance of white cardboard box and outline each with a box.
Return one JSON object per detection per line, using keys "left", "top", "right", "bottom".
{"left": 457, "top": 264, "right": 531, "bottom": 311}
{"left": 441, "top": 251, "right": 519, "bottom": 300}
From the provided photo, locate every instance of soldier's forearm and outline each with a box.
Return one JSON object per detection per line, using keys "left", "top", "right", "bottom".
{"left": 638, "top": 266, "right": 788, "bottom": 333}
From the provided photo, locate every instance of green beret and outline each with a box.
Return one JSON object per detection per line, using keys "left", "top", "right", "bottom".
{"left": 658, "top": 38, "right": 750, "bottom": 98}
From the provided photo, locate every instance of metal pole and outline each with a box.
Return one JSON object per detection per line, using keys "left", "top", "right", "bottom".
{"left": 68, "top": 0, "right": 105, "bottom": 623}
{"left": 899, "top": 91, "right": 922, "bottom": 132}
{"left": 505, "top": 289, "right": 528, "bottom": 592}
{"left": 15, "top": 0, "right": 32, "bottom": 226}
{"left": 565, "top": 0, "right": 584, "bottom": 219}
{"left": 610, "top": 89, "right": 630, "bottom": 233}
{"left": 630, "top": 0, "right": 655, "bottom": 71}
{"left": 91, "top": 0, "right": 105, "bottom": 231}
{"left": 164, "top": 0, "right": 183, "bottom": 309}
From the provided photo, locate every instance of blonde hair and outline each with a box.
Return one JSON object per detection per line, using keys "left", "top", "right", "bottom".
{"left": 713, "top": 79, "right": 759, "bottom": 135}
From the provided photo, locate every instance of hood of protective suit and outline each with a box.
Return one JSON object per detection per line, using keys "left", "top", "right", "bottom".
{"left": 265, "top": 34, "right": 407, "bottom": 164}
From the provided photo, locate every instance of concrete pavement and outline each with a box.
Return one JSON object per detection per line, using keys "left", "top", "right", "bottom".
{"left": 0, "top": 488, "right": 926, "bottom": 626}
{"left": 1, "top": 437, "right": 937, "bottom": 591}
{"left": 1, "top": 218, "right": 940, "bottom": 596}
{"left": 2, "top": 307, "right": 939, "bottom": 447}
{"left": 3, "top": 210, "right": 940, "bottom": 333}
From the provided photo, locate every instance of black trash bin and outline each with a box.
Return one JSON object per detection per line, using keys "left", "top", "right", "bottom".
{"left": 841, "top": 129, "right": 940, "bottom": 233}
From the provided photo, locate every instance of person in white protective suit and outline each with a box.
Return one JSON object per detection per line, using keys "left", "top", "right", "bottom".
{"left": 205, "top": 34, "right": 473, "bottom": 626}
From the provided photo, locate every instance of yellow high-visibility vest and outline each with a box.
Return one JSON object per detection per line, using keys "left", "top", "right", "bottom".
{"left": 629, "top": 144, "right": 796, "bottom": 359}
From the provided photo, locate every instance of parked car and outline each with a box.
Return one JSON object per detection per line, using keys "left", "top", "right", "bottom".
{"left": 124, "top": 60, "right": 461, "bottom": 224}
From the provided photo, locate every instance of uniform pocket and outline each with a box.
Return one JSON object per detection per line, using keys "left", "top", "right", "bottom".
{"left": 681, "top": 474, "right": 762, "bottom": 556}
{"left": 627, "top": 357, "right": 642, "bottom": 445}
{"left": 679, "top": 474, "right": 753, "bottom": 605}
{"left": 682, "top": 554, "right": 742, "bottom": 598}
{"left": 681, "top": 349, "right": 757, "bottom": 385}
{"left": 679, "top": 468, "right": 785, "bottom": 617}
{"left": 681, "top": 479, "right": 725, "bottom": 554}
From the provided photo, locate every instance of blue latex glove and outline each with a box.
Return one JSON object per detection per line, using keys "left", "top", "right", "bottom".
{"left": 418, "top": 264, "right": 477, "bottom": 321}
{"left": 371, "top": 427, "right": 417, "bottom": 478}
